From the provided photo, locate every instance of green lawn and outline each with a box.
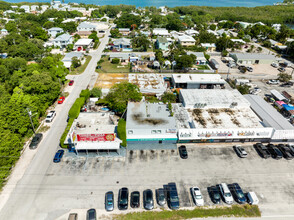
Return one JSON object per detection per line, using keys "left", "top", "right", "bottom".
{"left": 113, "top": 205, "right": 261, "bottom": 220}
{"left": 70, "top": 56, "right": 92, "bottom": 75}
{"left": 117, "top": 119, "right": 126, "bottom": 147}
{"left": 196, "top": 65, "right": 210, "bottom": 70}
{"left": 96, "top": 56, "right": 130, "bottom": 73}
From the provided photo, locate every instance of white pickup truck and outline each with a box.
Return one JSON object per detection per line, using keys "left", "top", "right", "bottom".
{"left": 46, "top": 110, "right": 56, "bottom": 123}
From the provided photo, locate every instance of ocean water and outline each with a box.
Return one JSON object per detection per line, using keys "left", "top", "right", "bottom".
{"left": 5, "top": 0, "right": 277, "bottom": 7}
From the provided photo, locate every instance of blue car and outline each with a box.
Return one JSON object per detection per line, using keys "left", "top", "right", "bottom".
{"left": 53, "top": 149, "right": 64, "bottom": 163}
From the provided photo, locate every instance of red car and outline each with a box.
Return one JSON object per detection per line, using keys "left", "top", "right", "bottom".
{"left": 58, "top": 96, "right": 65, "bottom": 104}
{"left": 69, "top": 80, "right": 74, "bottom": 86}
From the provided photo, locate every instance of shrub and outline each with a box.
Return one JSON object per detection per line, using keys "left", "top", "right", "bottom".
{"left": 60, "top": 118, "right": 75, "bottom": 148}
{"left": 90, "top": 87, "right": 102, "bottom": 98}
{"left": 68, "top": 97, "right": 85, "bottom": 119}
{"left": 80, "top": 89, "right": 90, "bottom": 100}
{"left": 112, "top": 58, "right": 120, "bottom": 64}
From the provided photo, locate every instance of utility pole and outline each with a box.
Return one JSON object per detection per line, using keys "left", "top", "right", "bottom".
{"left": 26, "top": 108, "right": 36, "bottom": 134}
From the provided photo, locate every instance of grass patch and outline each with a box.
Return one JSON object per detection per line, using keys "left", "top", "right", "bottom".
{"left": 37, "top": 125, "right": 50, "bottom": 133}
{"left": 70, "top": 56, "right": 92, "bottom": 75}
{"left": 117, "top": 118, "right": 126, "bottom": 147}
{"left": 113, "top": 205, "right": 261, "bottom": 220}
{"left": 96, "top": 56, "right": 130, "bottom": 73}
{"left": 196, "top": 65, "right": 210, "bottom": 70}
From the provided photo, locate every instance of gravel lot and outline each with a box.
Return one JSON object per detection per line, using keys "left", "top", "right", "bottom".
{"left": 35, "top": 143, "right": 294, "bottom": 220}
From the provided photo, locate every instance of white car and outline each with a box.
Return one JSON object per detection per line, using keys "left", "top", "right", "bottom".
{"left": 191, "top": 187, "right": 204, "bottom": 206}
{"left": 271, "top": 63, "right": 278, "bottom": 68}
{"left": 46, "top": 110, "right": 56, "bottom": 123}
{"left": 267, "top": 79, "right": 280, "bottom": 85}
{"left": 219, "top": 183, "right": 233, "bottom": 204}
{"left": 233, "top": 145, "right": 248, "bottom": 158}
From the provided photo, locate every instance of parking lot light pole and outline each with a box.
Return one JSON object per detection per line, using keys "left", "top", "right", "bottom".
{"left": 26, "top": 108, "right": 36, "bottom": 134}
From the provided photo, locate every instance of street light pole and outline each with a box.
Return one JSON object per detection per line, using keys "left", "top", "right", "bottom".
{"left": 26, "top": 108, "right": 36, "bottom": 134}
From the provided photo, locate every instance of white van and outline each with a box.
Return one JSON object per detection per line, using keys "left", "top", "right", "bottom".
{"left": 219, "top": 183, "right": 233, "bottom": 204}
{"left": 247, "top": 192, "right": 259, "bottom": 205}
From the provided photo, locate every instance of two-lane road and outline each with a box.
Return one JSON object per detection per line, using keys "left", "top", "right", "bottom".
{"left": 0, "top": 28, "right": 111, "bottom": 220}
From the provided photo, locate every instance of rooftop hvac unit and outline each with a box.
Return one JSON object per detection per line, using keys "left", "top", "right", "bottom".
{"left": 230, "top": 102, "right": 238, "bottom": 108}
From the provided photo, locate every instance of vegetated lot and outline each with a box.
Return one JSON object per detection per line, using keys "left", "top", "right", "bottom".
{"left": 70, "top": 56, "right": 92, "bottom": 75}
{"left": 96, "top": 56, "right": 129, "bottom": 73}
{"left": 43, "top": 144, "right": 294, "bottom": 218}
{"left": 113, "top": 204, "right": 260, "bottom": 220}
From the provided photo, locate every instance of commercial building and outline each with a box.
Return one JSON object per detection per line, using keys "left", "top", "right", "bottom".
{"left": 126, "top": 102, "right": 178, "bottom": 144}
{"left": 230, "top": 53, "right": 276, "bottom": 64}
{"left": 244, "top": 95, "right": 294, "bottom": 142}
{"left": 176, "top": 90, "right": 273, "bottom": 143}
{"left": 65, "top": 112, "right": 122, "bottom": 155}
{"left": 172, "top": 74, "right": 225, "bottom": 89}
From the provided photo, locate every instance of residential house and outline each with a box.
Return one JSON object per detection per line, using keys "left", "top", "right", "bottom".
{"left": 201, "top": 43, "right": 216, "bottom": 52}
{"left": 112, "top": 38, "right": 132, "bottom": 50}
{"left": 62, "top": 51, "right": 84, "bottom": 68}
{"left": 53, "top": 33, "right": 73, "bottom": 48}
{"left": 74, "top": 39, "right": 93, "bottom": 51}
{"left": 0, "top": 29, "right": 8, "bottom": 37}
{"left": 96, "top": 22, "right": 109, "bottom": 34}
{"left": 118, "top": 28, "right": 131, "bottom": 36}
{"left": 207, "top": 30, "right": 218, "bottom": 36}
{"left": 62, "top": 19, "right": 76, "bottom": 23}
{"left": 140, "top": 30, "right": 151, "bottom": 37}
{"left": 48, "top": 27, "right": 64, "bottom": 38}
{"left": 3, "top": 10, "right": 15, "bottom": 16}
{"left": 41, "top": 5, "right": 49, "bottom": 13}
{"left": 238, "top": 21, "right": 252, "bottom": 29}
{"left": 77, "top": 31, "right": 92, "bottom": 38}
{"left": 230, "top": 39, "right": 246, "bottom": 48}
{"left": 187, "top": 52, "right": 207, "bottom": 65}
{"left": 109, "top": 53, "right": 129, "bottom": 62}
{"left": 155, "top": 37, "right": 169, "bottom": 51}
{"left": 77, "top": 22, "right": 97, "bottom": 32}
{"left": 185, "top": 29, "right": 199, "bottom": 36}
{"left": 20, "top": 5, "right": 30, "bottom": 13}
{"left": 153, "top": 28, "right": 170, "bottom": 37}
{"left": 170, "top": 31, "right": 185, "bottom": 40}
{"left": 51, "top": 1, "right": 61, "bottom": 9}
{"left": 272, "top": 24, "right": 281, "bottom": 32}
{"left": 30, "top": 5, "right": 39, "bottom": 12}
{"left": 216, "top": 29, "right": 230, "bottom": 37}
{"left": 178, "top": 35, "right": 196, "bottom": 47}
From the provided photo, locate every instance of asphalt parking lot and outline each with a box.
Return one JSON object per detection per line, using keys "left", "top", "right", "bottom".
{"left": 42, "top": 143, "right": 294, "bottom": 219}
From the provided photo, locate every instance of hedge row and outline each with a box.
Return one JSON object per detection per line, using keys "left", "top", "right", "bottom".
{"left": 60, "top": 89, "right": 90, "bottom": 148}
{"left": 117, "top": 118, "right": 127, "bottom": 147}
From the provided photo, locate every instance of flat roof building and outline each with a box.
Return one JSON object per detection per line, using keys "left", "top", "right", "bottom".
{"left": 126, "top": 102, "right": 177, "bottom": 145}
{"left": 172, "top": 74, "right": 225, "bottom": 89}
{"left": 230, "top": 53, "right": 276, "bottom": 64}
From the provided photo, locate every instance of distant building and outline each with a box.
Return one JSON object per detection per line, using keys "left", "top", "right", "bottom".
{"left": 155, "top": 37, "right": 169, "bottom": 51}
{"left": 48, "top": 27, "right": 64, "bottom": 38}
{"left": 185, "top": 29, "right": 199, "bottom": 36}
{"left": 112, "top": 38, "right": 131, "bottom": 50}
{"left": 172, "top": 74, "right": 225, "bottom": 89}
{"left": 153, "top": 28, "right": 170, "bottom": 37}
{"left": 118, "top": 28, "right": 131, "bottom": 36}
{"left": 201, "top": 43, "right": 216, "bottom": 52}
{"left": 0, "top": 29, "right": 8, "bottom": 37}
{"left": 77, "top": 22, "right": 97, "bottom": 32}
{"left": 62, "top": 51, "right": 84, "bottom": 68}
{"left": 53, "top": 33, "right": 73, "bottom": 48}
{"left": 126, "top": 102, "right": 178, "bottom": 145}
{"left": 20, "top": 5, "right": 30, "bottom": 13}
{"left": 187, "top": 52, "right": 207, "bottom": 65}
{"left": 178, "top": 35, "right": 196, "bottom": 47}
{"left": 230, "top": 53, "right": 276, "bottom": 64}
{"left": 109, "top": 53, "right": 129, "bottom": 62}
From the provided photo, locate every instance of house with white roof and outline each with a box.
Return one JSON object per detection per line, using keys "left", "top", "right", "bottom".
{"left": 185, "top": 29, "right": 199, "bottom": 36}
{"left": 178, "top": 35, "right": 196, "bottom": 47}
{"left": 20, "top": 5, "right": 30, "bottom": 13}
{"left": 272, "top": 24, "right": 281, "bottom": 32}
{"left": 187, "top": 52, "right": 207, "bottom": 65}
{"left": 77, "top": 22, "right": 97, "bottom": 32}
{"left": 153, "top": 28, "right": 170, "bottom": 37}
{"left": 30, "top": 5, "right": 39, "bottom": 12}
{"left": 53, "top": 33, "right": 73, "bottom": 48}
{"left": 74, "top": 39, "right": 93, "bottom": 51}
{"left": 62, "top": 19, "right": 76, "bottom": 23}
{"left": 201, "top": 43, "right": 216, "bottom": 52}
{"left": 118, "top": 28, "right": 131, "bottom": 36}
{"left": 112, "top": 38, "right": 132, "bottom": 50}
{"left": 48, "top": 27, "right": 64, "bottom": 38}
{"left": 62, "top": 51, "right": 84, "bottom": 68}
{"left": 0, "top": 29, "right": 8, "bottom": 37}
{"left": 3, "top": 10, "right": 15, "bottom": 16}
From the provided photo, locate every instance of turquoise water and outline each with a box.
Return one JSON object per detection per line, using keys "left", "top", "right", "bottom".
{"left": 5, "top": 0, "right": 277, "bottom": 7}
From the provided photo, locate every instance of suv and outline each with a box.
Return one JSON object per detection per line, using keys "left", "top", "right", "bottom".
{"left": 277, "top": 144, "right": 293, "bottom": 160}
{"left": 179, "top": 145, "right": 188, "bottom": 159}
{"left": 228, "top": 183, "right": 246, "bottom": 204}
{"left": 208, "top": 186, "right": 221, "bottom": 204}
{"left": 29, "top": 133, "right": 43, "bottom": 149}
{"left": 254, "top": 143, "right": 270, "bottom": 159}
{"left": 267, "top": 79, "right": 280, "bottom": 85}
{"left": 167, "top": 182, "right": 179, "bottom": 210}
{"left": 46, "top": 110, "right": 56, "bottom": 123}
{"left": 233, "top": 145, "right": 247, "bottom": 158}
{"left": 118, "top": 187, "right": 129, "bottom": 210}
{"left": 218, "top": 183, "right": 233, "bottom": 204}
{"left": 267, "top": 144, "right": 283, "bottom": 159}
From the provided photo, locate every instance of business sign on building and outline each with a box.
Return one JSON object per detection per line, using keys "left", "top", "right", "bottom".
{"left": 76, "top": 133, "right": 115, "bottom": 142}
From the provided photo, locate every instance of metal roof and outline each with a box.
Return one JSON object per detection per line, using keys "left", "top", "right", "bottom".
{"left": 54, "top": 33, "right": 72, "bottom": 41}
{"left": 244, "top": 94, "right": 294, "bottom": 130}
{"left": 157, "top": 37, "right": 168, "bottom": 44}
{"left": 230, "top": 53, "right": 276, "bottom": 60}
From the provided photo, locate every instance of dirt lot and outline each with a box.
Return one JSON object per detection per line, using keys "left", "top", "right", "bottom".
{"left": 94, "top": 73, "right": 128, "bottom": 89}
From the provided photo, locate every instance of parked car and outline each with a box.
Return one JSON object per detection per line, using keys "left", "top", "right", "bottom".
{"left": 228, "top": 183, "right": 246, "bottom": 204}
{"left": 118, "top": 187, "right": 129, "bottom": 210}
{"left": 191, "top": 187, "right": 204, "bottom": 206}
{"left": 286, "top": 144, "right": 294, "bottom": 156}
{"left": 233, "top": 145, "right": 247, "bottom": 158}
{"left": 29, "top": 133, "right": 43, "bottom": 149}
{"left": 86, "top": 209, "right": 96, "bottom": 220}
{"left": 69, "top": 80, "right": 74, "bottom": 86}
{"left": 179, "top": 145, "right": 188, "bottom": 159}
{"left": 267, "top": 79, "right": 280, "bottom": 85}
{"left": 278, "top": 67, "right": 286, "bottom": 72}
{"left": 280, "top": 82, "right": 293, "bottom": 87}
{"left": 68, "top": 213, "right": 78, "bottom": 220}
{"left": 254, "top": 143, "right": 270, "bottom": 159}
{"left": 130, "top": 191, "right": 140, "bottom": 208}
{"left": 46, "top": 110, "right": 56, "bottom": 123}
{"left": 53, "top": 149, "right": 64, "bottom": 163}
{"left": 208, "top": 186, "right": 221, "bottom": 204}
{"left": 167, "top": 182, "right": 180, "bottom": 210}
{"left": 271, "top": 62, "right": 278, "bottom": 68}
{"left": 143, "top": 189, "right": 154, "bottom": 210}
{"left": 246, "top": 192, "right": 259, "bottom": 205}
{"left": 247, "top": 66, "right": 253, "bottom": 72}
{"left": 58, "top": 96, "right": 65, "bottom": 104}
{"left": 156, "top": 188, "right": 166, "bottom": 206}
{"left": 277, "top": 144, "right": 293, "bottom": 160}
{"left": 267, "top": 144, "right": 283, "bottom": 159}
{"left": 105, "top": 191, "right": 114, "bottom": 211}
{"left": 219, "top": 183, "right": 233, "bottom": 204}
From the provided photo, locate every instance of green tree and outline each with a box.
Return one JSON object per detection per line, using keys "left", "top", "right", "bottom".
{"left": 90, "top": 87, "right": 102, "bottom": 98}
{"left": 115, "top": 13, "right": 141, "bottom": 29}
{"left": 111, "top": 58, "right": 120, "bottom": 64}
{"left": 155, "top": 49, "right": 164, "bottom": 64}
{"left": 131, "top": 35, "right": 150, "bottom": 51}
{"left": 88, "top": 31, "right": 99, "bottom": 43}
{"left": 71, "top": 57, "right": 81, "bottom": 69}
{"left": 278, "top": 72, "right": 292, "bottom": 82}
{"left": 175, "top": 55, "right": 194, "bottom": 69}
{"left": 161, "top": 92, "right": 177, "bottom": 103}
{"left": 237, "top": 84, "right": 250, "bottom": 95}
{"left": 105, "top": 82, "right": 142, "bottom": 113}
{"left": 110, "top": 29, "right": 122, "bottom": 38}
